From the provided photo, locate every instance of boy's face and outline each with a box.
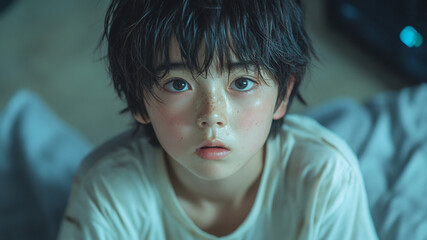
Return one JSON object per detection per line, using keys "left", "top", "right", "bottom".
{"left": 134, "top": 40, "right": 292, "bottom": 181}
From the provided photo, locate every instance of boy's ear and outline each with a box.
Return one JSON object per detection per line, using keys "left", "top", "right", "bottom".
{"left": 273, "top": 76, "right": 295, "bottom": 120}
{"left": 133, "top": 113, "right": 150, "bottom": 124}
{"left": 272, "top": 100, "right": 288, "bottom": 120}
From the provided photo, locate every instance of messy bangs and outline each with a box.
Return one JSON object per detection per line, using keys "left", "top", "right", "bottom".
{"left": 153, "top": 1, "right": 277, "bottom": 78}
{"left": 102, "top": 0, "right": 314, "bottom": 145}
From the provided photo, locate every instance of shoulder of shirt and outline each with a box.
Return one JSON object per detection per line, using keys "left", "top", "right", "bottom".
{"left": 66, "top": 130, "right": 162, "bottom": 231}
{"left": 279, "top": 114, "right": 360, "bottom": 177}
{"left": 74, "top": 129, "right": 155, "bottom": 184}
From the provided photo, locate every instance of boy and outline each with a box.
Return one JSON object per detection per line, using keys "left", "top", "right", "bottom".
{"left": 58, "top": 0, "right": 378, "bottom": 239}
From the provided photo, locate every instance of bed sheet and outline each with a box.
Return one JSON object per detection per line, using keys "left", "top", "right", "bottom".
{"left": 0, "top": 90, "right": 92, "bottom": 240}
{"left": 305, "top": 84, "right": 427, "bottom": 240}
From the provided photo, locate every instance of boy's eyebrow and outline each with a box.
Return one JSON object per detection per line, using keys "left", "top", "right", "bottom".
{"left": 154, "top": 61, "right": 256, "bottom": 73}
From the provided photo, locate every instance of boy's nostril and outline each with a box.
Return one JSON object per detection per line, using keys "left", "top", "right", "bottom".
{"left": 197, "top": 113, "right": 227, "bottom": 128}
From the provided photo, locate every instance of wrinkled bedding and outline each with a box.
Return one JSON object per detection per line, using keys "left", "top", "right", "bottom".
{"left": 305, "top": 84, "right": 427, "bottom": 240}
{"left": 1, "top": 84, "right": 426, "bottom": 240}
{"left": 0, "top": 90, "right": 92, "bottom": 240}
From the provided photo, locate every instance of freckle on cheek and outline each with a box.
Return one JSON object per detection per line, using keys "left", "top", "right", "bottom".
{"left": 240, "top": 111, "right": 258, "bottom": 129}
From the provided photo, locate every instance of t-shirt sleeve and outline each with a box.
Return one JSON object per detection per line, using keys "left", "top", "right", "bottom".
{"left": 57, "top": 151, "right": 160, "bottom": 240}
{"left": 57, "top": 175, "right": 117, "bottom": 240}
{"left": 280, "top": 115, "right": 379, "bottom": 239}
{"left": 315, "top": 158, "right": 379, "bottom": 240}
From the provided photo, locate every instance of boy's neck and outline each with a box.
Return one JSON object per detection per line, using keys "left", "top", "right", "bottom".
{"left": 164, "top": 147, "right": 265, "bottom": 236}
{"left": 164, "top": 145, "right": 265, "bottom": 207}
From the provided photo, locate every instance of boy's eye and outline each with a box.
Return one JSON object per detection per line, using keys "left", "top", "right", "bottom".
{"left": 164, "top": 79, "right": 190, "bottom": 92}
{"left": 231, "top": 78, "right": 256, "bottom": 92}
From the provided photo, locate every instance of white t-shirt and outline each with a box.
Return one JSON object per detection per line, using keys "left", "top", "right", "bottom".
{"left": 58, "top": 115, "right": 378, "bottom": 239}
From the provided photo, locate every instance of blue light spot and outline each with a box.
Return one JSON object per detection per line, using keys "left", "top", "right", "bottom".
{"left": 400, "top": 26, "right": 423, "bottom": 48}
{"left": 340, "top": 3, "right": 359, "bottom": 20}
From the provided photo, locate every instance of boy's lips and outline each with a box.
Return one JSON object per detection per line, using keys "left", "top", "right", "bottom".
{"left": 195, "top": 140, "right": 231, "bottom": 160}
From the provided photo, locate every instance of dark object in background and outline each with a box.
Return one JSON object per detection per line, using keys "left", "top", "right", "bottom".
{"left": 326, "top": 0, "right": 427, "bottom": 82}
{"left": 0, "top": 0, "right": 14, "bottom": 15}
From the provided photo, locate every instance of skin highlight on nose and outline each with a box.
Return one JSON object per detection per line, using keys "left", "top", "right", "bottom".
{"left": 196, "top": 89, "right": 228, "bottom": 128}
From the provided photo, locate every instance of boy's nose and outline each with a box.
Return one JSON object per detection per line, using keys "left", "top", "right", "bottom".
{"left": 196, "top": 94, "right": 228, "bottom": 128}
{"left": 197, "top": 112, "right": 227, "bottom": 128}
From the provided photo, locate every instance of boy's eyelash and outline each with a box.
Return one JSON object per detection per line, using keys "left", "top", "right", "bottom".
{"left": 158, "top": 75, "right": 261, "bottom": 91}
{"left": 232, "top": 76, "right": 260, "bottom": 84}
{"left": 161, "top": 78, "right": 184, "bottom": 86}
{"left": 229, "top": 77, "right": 259, "bottom": 92}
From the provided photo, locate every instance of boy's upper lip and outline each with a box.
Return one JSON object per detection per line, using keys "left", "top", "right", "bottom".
{"left": 196, "top": 140, "right": 230, "bottom": 150}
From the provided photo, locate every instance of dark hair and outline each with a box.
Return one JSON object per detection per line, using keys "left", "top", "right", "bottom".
{"left": 101, "top": 0, "right": 314, "bottom": 146}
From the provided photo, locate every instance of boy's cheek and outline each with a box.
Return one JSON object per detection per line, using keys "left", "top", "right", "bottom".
{"left": 235, "top": 97, "right": 275, "bottom": 132}
{"left": 151, "top": 100, "right": 193, "bottom": 125}
{"left": 230, "top": 110, "right": 268, "bottom": 153}
{"left": 237, "top": 110, "right": 262, "bottom": 133}
{"left": 150, "top": 104, "right": 194, "bottom": 146}
{"left": 238, "top": 109, "right": 271, "bottom": 136}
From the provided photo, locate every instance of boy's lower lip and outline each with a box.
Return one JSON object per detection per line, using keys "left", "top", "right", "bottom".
{"left": 195, "top": 147, "right": 231, "bottom": 160}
